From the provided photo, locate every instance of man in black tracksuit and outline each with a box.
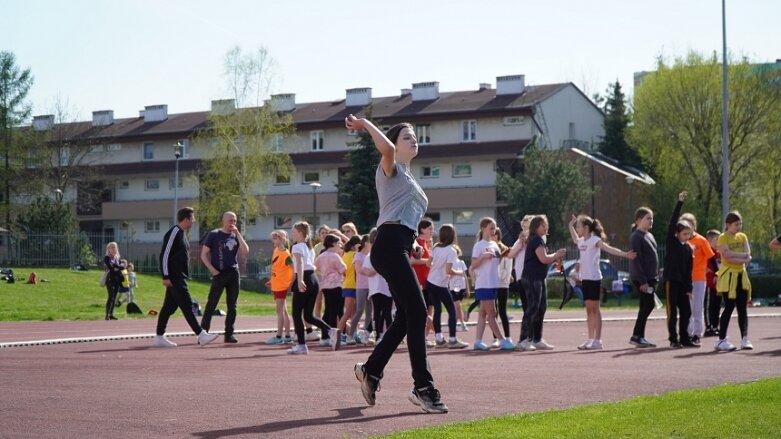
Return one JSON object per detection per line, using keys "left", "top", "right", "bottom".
{"left": 153, "top": 207, "right": 219, "bottom": 348}
{"left": 664, "top": 192, "right": 695, "bottom": 348}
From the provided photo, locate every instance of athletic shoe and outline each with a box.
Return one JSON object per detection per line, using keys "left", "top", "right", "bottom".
{"left": 353, "top": 334, "right": 364, "bottom": 345}
{"left": 305, "top": 331, "right": 321, "bottom": 341}
{"left": 283, "top": 336, "right": 294, "bottom": 344}
{"left": 473, "top": 340, "right": 490, "bottom": 351}
{"left": 681, "top": 338, "right": 700, "bottom": 348}
{"left": 287, "top": 344, "right": 308, "bottom": 355}
{"left": 714, "top": 338, "right": 737, "bottom": 352}
{"left": 577, "top": 340, "right": 592, "bottom": 350}
{"left": 585, "top": 340, "right": 603, "bottom": 350}
{"left": 448, "top": 339, "right": 469, "bottom": 349}
{"left": 265, "top": 335, "right": 285, "bottom": 345}
{"left": 367, "top": 333, "right": 376, "bottom": 346}
{"left": 354, "top": 363, "right": 380, "bottom": 406}
{"left": 224, "top": 335, "right": 238, "bottom": 344}
{"left": 740, "top": 336, "right": 754, "bottom": 350}
{"left": 425, "top": 340, "right": 436, "bottom": 349}
{"left": 533, "top": 339, "right": 555, "bottom": 350}
{"left": 690, "top": 336, "right": 702, "bottom": 347}
{"left": 457, "top": 322, "right": 468, "bottom": 332}
{"left": 491, "top": 339, "right": 501, "bottom": 349}
{"left": 360, "top": 331, "right": 370, "bottom": 345}
{"left": 330, "top": 329, "right": 341, "bottom": 351}
{"left": 152, "top": 335, "right": 177, "bottom": 348}
{"left": 629, "top": 336, "right": 656, "bottom": 348}
{"left": 197, "top": 331, "right": 219, "bottom": 346}
{"left": 669, "top": 341, "right": 683, "bottom": 349}
{"left": 703, "top": 328, "right": 719, "bottom": 338}
{"left": 319, "top": 339, "right": 331, "bottom": 347}
{"left": 499, "top": 339, "right": 516, "bottom": 350}
{"left": 516, "top": 339, "right": 537, "bottom": 351}
{"left": 435, "top": 339, "right": 447, "bottom": 348}
{"left": 346, "top": 337, "right": 357, "bottom": 346}
{"left": 408, "top": 386, "right": 448, "bottom": 414}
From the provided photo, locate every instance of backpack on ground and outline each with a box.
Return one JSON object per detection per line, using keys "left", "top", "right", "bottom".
{"left": 126, "top": 302, "right": 143, "bottom": 314}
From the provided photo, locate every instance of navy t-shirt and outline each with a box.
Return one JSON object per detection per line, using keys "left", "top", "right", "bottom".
{"left": 522, "top": 235, "right": 549, "bottom": 281}
{"left": 204, "top": 229, "right": 240, "bottom": 271}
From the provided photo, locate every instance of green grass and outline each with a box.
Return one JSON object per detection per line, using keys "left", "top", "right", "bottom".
{"left": 382, "top": 378, "right": 781, "bottom": 438}
{"left": 0, "top": 268, "right": 278, "bottom": 321}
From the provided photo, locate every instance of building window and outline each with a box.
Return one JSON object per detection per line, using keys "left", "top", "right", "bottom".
{"left": 169, "top": 177, "right": 183, "bottom": 190}
{"left": 143, "top": 142, "right": 154, "bottom": 160}
{"left": 247, "top": 217, "right": 257, "bottom": 226}
{"left": 461, "top": 120, "right": 477, "bottom": 142}
{"left": 118, "top": 180, "right": 129, "bottom": 190}
{"left": 455, "top": 210, "right": 473, "bottom": 224}
{"left": 145, "top": 179, "right": 160, "bottom": 191}
{"left": 177, "top": 139, "right": 189, "bottom": 158}
{"left": 303, "top": 172, "right": 320, "bottom": 184}
{"left": 144, "top": 220, "right": 160, "bottom": 233}
{"left": 421, "top": 166, "right": 440, "bottom": 178}
{"left": 504, "top": 116, "right": 524, "bottom": 125}
{"left": 416, "top": 124, "right": 431, "bottom": 145}
{"left": 271, "top": 134, "right": 284, "bottom": 152}
{"left": 453, "top": 164, "right": 472, "bottom": 178}
{"left": 275, "top": 174, "right": 291, "bottom": 185}
{"left": 107, "top": 143, "right": 122, "bottom": 152}
{"left": 310, "top": 130, "right": 324, "bottom": 151}
{"left": 425, "top": 212, "right": 441, "bottom": 222}
{"left": 89, "top": 145, "right": 105, "bottom": 153}
{"left": 275, "top": 216, "right": 293, "bottom": 228}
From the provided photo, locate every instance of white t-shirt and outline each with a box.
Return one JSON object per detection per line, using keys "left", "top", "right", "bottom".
{"left": 499, "top": 257, "right": 513, "bottom": 288}
{"left": 427, "top": 245, "right": 458, "bottom": 288}
{"left": 577, "top": 235, "right": 602, "bottom": 281}
{"left": 363, "top": 252, "right": 391, "bottom": 297}
{"left": 512, "top": 239, "right": 526, "bottom": 279}
{"left": 448, "top": 259, "right": 468, "bottom": 292}
{"left": 471, "top": 239, "right": 501, "bottom": 289}
{"left": 292, "top": 242, "right": 316, "bottom": 272}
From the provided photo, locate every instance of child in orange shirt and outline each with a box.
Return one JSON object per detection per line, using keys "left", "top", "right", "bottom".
{"left": 680, "top": 212, "right": 715, "bottom": 346}
{"left": 266, "top": 230, "right": 294, "bottom": 344}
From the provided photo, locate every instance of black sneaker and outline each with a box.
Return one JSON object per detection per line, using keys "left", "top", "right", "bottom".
{"left": 354, "top": 363, "right": 380, "bottom": 406}
{"left": 685, "top": 336, "right": 701, "bottom": 347}
{"left": 630, "top": 336, "right": 656, "bottom": 348}
{"left": 703, "top": 328, "right": 719, "bottom": 338}
{"left": 224, "top": 335, "right": 238, "bottom": 344}
{"left": 669, "top": 341, "right": 682, "bottom": 349}
{"left": 409, "top": 386, "right": 448, "bottom": 414}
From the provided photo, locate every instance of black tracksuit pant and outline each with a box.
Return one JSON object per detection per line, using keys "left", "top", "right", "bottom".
{"left": 292, "top": 270, "right": 331, "bottom": 345}
{"left": 156, "top": 277, "right": 203, "bottom": 336}
{"left": 664, "top": 279, "right": 691, "bottom": 343}
{"left": 632, "top": 279, "right": 657, "bottom": 339}
{"left": 201, "top": 268, "right": 240, "bottom": 336}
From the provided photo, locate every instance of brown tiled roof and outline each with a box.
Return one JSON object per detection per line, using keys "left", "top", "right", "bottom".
{"left": 34, "top": 84, "right": 567, "bottom": 143}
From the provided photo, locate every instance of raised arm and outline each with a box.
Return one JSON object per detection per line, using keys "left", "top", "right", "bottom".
{"left": 346, "top": 114, "right": 396, "bottom": 176}
{"left": 668, "top": 192, "right": 687, "bottom": 240}
{"left": 567, "top": 214, "right": 580, "bottom": 245}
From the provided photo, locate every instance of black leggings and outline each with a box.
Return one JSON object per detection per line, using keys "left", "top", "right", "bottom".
{"left": 632, "top": 279, "right": 657, "bottom": 338}
{"left": 427, "top": 281, "right": 457, "bottom": 338}
{"left": 497, "top": 287, "right": 510, "bottom": 338}
{"left": 292, "top": 271, "right": 331, "bottom": 345}
{"left": 105, "top": 279, "right": 120, "bottom": 318}
{"left": 719, "top": 274, "right": 749, "bottom": 339}
{"left": 372, "top": 294, "right": 393, "bottom": 337}
{"left": 364, "top": 224, "right": 434, "bottom": 390}
{"left": 704, "top": 286, "right": 722, "bottom": 330}
{"left": 664, "top": 280, "right": 691, "bottom": 343}
{"left": 322, "top": 287, "right": 343, "bottom": 331}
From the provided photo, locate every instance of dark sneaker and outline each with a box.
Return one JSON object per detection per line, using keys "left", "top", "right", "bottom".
{"left": 630, "top": 336, "right": 656, "bottom": 348}
{"left": 703, "top": 328, "right": 718, "bottom": 338}
{"left": 669, "top": 341, "right": 682, "bottom": 349}
{"left": 681, "top": 337, "right": 700, "bottom": 348}
{"left": 224, "top": 335, "right": 238, "bottom": 344}
{"left": 408, "top": 386, "right": 448, "bottom": 414}
{"left": 354, "top": 363, "right": 380, "bottom": 406}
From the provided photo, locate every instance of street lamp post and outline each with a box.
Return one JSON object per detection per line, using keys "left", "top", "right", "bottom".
{"left": 309, "top": 182, "right": 321, "bottom": 224}
{"left": 173, "top": 142, "right": 183, "bottom": 224}
{"left": 625, "top": 175, "right": 635, "bottom": 232}
{"left": 720, "top": 0, "right": 730, "bottom": 222}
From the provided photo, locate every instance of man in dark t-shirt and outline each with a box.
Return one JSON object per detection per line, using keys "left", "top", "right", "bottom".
{"left": 200, "top": 211, "right": 249, "bottom": 343}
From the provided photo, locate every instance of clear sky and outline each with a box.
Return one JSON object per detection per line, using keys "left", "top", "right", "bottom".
{"left": 2, "top": 0, "right": 779, "bottom": 121}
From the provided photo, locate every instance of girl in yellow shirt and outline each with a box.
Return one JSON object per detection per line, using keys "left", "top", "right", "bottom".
{"left": 714, "top": 211, "right": 753, "bottom": 352}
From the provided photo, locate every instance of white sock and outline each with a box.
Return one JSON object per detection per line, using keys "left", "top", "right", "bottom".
{"left": 435, "top": 333, "right": 444, "bottom": 342}
{"left": 449, "top": 336, "right": 456, "bottom": 342}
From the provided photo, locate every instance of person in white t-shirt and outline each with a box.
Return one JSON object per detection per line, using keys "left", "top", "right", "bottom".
{"left": 506, "top": 215, "right": 535, "bottom": 343}
{"left": 470, "top": 217, "right": 515, "bottom": 351}
{"left": 426, "top": 224, "right": 469, "bottom": 349}
{"left": 568, "top": 214, "right": 637, "bottom": 350}
{"left": 448, "top": 245, "right": 470, "bottom": 332}
{"left": 362, "top": 228, "right": 393, "bottom": 344}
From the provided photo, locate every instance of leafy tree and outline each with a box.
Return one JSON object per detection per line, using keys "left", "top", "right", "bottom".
{"left": 599, "top": 81, "right": 643, "bottom": 170}
{"left": 195, "top": 46, "right": 294, "bottom": 237}
{"left": 630, "top": 51, "right": 781, "bottom": 231}
{"left": 337, "top": 116, "right": 380, "bottom": 234}
{"left": 0, "top": 51, "right": 34, "bottom": 229}
{"left": 496, "top": 144, "right": 593, "bottom": 244}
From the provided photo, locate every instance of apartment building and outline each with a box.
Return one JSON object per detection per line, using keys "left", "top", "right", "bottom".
{"left": 26, "top": 75, "right": 608, "bottom": 259}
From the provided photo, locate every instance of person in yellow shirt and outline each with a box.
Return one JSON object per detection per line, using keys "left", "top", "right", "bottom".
{"left": 337, "top": 235, "right": 362, "bottom": 344}
{"left": 680, "top": 213, "right": 715, "bottom": 346}
{"left": 714, "top": 211, "right": 753, "bottom": 352}
{"left": 265, "top": 230, "right": 294, "bottom": 344}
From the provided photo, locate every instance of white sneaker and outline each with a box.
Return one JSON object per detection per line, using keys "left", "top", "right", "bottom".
{"left": 197, "top": 331, "right": 219, "bottom": 346}
{"left": 153, "top": 335, "right": 177, "bottom": 348}
{"left": 457, "top": 322, "right": 468, "bottom": 332}
{"left": 318, "top": 339, "right": 331, "bottom": 347}
{"left": 516, "top": 339, "right": 537, "bottom": 351}
{"left": 714, "top": 338, "right": 737, "bottom": 352}
{"left": 740, "top": 336, "right": 754, "bottom": 350}
{"left": 329, "top": 328, "right": 341, "bottom": 351}
{"left": 367, "top": 333, "right": 376, "bottom": 346}
{"left": 585, "top": 340, "right": 603, "bottom": 350}
{"left": 305, "top": 331, "right": 321, "bottom": 341}
{"left": 491, "top": 339, "right": 501, "bottom": 349}
{"left": 533, "top": 339, "right": 555, "bottom": 350}
{"left": 577, "top": 340, "right": 592, "bottom": 350}
{"left": 360, "top": 331, "right": 370, "bottom": 345}
{"left": 287, "top": 344, "right": 308, "bottom": 355}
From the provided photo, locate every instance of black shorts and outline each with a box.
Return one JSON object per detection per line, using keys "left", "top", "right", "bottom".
{"left": 450, "top": 290, "right": 465, "bottom": 302}
{"left": 422, "top": 288, "right": 432, "bottom": 308}
{"left": 581, "top": 279, "right": 601, "bottom": 301}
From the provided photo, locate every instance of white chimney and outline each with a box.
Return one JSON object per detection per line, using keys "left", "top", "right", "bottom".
{"left": 345, "top": 88, "right": 372, "bottom": 107}
{"left": 270, "top": 93, "right": 296, "bottom": 112}
{"left": 400, "top": 88, "right": 412, "bottom": 97}
{"left": 411, "top": 82, "right": 439, "bottom": 101}
{"left": 92, "top": 110, "right": 114, "bottom": 127}
{"left": 496, "top": 75, "right": 526, "bottom": 95}
{"left": 211, "top": 99, "right": 236, "bottom": 116}
{"left": 479, "top": 83, "right": 492, "bottom": 90}
{"left": 32, "top": 115, "right": 54, "bottom": 131}
{"left": 142, "top": 104, "right": 168, "bottom": 122}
